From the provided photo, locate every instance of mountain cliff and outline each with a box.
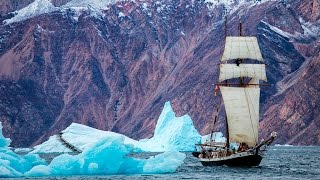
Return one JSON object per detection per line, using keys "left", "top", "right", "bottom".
{"left": 0, "top": 0, "right": 319, "bottom": 147}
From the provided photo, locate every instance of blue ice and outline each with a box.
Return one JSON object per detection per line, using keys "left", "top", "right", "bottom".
{"left": 26, "top": 136, "right": 186, "bottom": 176}
{"left": 0, "top": 122, "right": 46, "bottom": 178}
{"left": 139, "top": 101, "right": 202, "bottom": 152}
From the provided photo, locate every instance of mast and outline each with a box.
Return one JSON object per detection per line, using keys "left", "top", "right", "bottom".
{"left": 224, "top": 15, "right": 229, "bottom": 148}
{"left": 239, "top": 21, "right": 244, "bottom": 86}
{"left": 219, "top": 20, "right": 266, "bottom": 148}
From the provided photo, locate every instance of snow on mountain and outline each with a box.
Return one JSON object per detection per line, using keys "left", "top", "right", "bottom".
{"left": 205, "top": 0, "right": 276, "bottom": 15}
{"left": 299, "top": 17, "right": 320, "bottom": 38}
{"left": 4, "top": 0, "right": 58, "bottom": 24}
{"left": 31, "top": 101, "right": 223, "bottom": 153}
{"left": 4, "top": 0, "right": 122, "bottom": 24}
{"left": 3, "top": 0, "right": 275, "bottom": 24}
{"left": 63, "top": 0, "right": 120, "bottom": 10}
{"left": 261, "top": 21, "right": 292, "bottom": 38}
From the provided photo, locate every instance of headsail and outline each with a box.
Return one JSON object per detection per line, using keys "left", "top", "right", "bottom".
{"left": 220, "top": 86, "right": 260, "bottom": 147}
{"left": 221, "top": 37, "right": 263, "bottom": 62}
{"left": 219, "top": 64, "right": 267, "bottom": 82}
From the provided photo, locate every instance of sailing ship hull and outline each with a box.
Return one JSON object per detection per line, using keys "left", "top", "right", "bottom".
{"left": 199, "top": 152, "right": 262, "bottom": 167}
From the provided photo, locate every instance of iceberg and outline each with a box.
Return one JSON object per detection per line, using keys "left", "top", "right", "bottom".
{"left": 0, "top": 122, "right": 185, "bottom": 177}
{"left": 31, "top": 124, "right": 141, "bottom": 154}
{"left": 26, "top": 136, "right": 186, "bottom": 176}
{"left": 201, "top": 132, "right": 226, "bottom": 144}
{"left": 0, "top": 122, "right": 46, "bottom": 178}
{"left": 32, "top": 101, "right": 208, "bottom": 153}
{"left": 139, "top": 102, "right": 202, "bottom": 152}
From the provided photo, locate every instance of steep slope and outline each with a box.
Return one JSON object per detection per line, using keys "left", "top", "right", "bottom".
{"left": 0, "top": 0, "right": 319, "bottom": 147}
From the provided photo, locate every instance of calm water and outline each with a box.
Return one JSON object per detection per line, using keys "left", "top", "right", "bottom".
{"left": 6, "top": 146, "right": 320, "bottom": 179}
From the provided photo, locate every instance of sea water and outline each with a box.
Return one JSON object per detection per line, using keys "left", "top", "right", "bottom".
{"left": 5, "top": 146, "right": 320, "bottom": 179}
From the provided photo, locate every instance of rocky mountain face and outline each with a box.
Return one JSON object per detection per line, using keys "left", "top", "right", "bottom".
{"left": 0, "top": 0, "right": 319, "bottom": 147}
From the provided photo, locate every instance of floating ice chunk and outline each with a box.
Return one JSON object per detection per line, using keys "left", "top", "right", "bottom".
{"left": 32, "top": 135, "right": 72, "bottom": 153}
{"left": 14, "top": 148, "right": 33, "bottom": 154}
{"left": 0, "top": 122, "right": 46, "bottom": 178}
{"left": 32, "top": 123, "right": 141, "bottom": 153}
{"left": 274, "top": 144, "right": 293, "bottom": 147}
{"left": 32, "top": 101, "right": 222, "bottom": 153}
{"left": 142, "top": 151, "right": 186, "bottom": 174}
{"left": 0, "top": 123, "right": 11, "bottom": 148}
{"left": 201, "top": 132, "right": 226, "bottom": 144}
{"left": 26, "top": 136, "right": 185, "bottom": 176}
{"left": 24, "top": 165, "right": 52, "bottom": 177}
{"left": 140, "top": 102, "right": 202, "bottom": 152}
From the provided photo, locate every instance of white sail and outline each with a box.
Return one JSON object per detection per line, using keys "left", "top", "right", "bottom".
{"left": 221, "top": 36, "right": 263, "bottom": 62}
{"left": 219, "top": 64, "right": 267, "bottom": 82}
{"left": 220, "top": 86, "right": 260, "bottom": 147}
{"left": 248, "top": 78, "right": 259, "bottom": 87}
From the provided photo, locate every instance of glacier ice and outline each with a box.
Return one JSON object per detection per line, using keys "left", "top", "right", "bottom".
{"left": 201, "top": 132, "right": 226, "bottom": 144}
{"left": 1, "top": 100, "right": 227, "bottom": 177}
{"left": 0, "top": 121, "right": 185, "bottom": 177}
{"left": 138, "top": 101, "right": 202, "bottom": 152}
{"left": 0, "top": 122, "right": 46, "bottom": 178}
{"left": 32, "top": 101, "right": 211, "bottom": 153}
{"left": 26, "top": 136, "right": 186, "bottom": 176}
{"left": 32, "top": 101, "right": 224, "bottom": 153}
{"left": 31, "top": 123, "right": 141, "bottom": 154}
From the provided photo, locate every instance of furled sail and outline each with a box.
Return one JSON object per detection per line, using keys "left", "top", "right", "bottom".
{"left": 219, "top": 64, "right": 267, "bottom": 82}
{"left": 220, "top": 86, "right": 260, "bottom": 147}
{"left": 221, "top": 36, "right": 263, "bottom": 62}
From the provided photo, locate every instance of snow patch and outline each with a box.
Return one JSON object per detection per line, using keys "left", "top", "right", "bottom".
{"left": 261, "top": 21, "right": 292, "bottom": 38}
{"left": 5, "top": 0, "right": 58, "bottom": 24}
{"left": 118, "top": 12, "right": 125, "bottom": 18}
{"left": 4, "top": 0, "right": 121, "bottom": 24}
{"left": 63, "top": 0, "right": 119, "bottom": 10}
{"left": 205, "top": 0, "right": 275, "bottom": 15}
{"left": 299, "top": 17, "right": 320, "bottom": 38}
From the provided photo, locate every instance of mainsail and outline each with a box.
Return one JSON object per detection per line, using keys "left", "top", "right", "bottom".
{"left": 220, "top": 86, "right": 260, "bottom": 147}
{"left": 219, "top": 36, "right": 266, "bottom": 147}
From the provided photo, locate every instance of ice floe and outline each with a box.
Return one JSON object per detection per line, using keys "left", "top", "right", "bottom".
{"left": 0, "top": 120, "right": 186, "bottom": 177}
{"left": 26, "top": 136, "right": 185, "bottom": 176}
{"left": 0, "top": 122, "right": 46, "bottom": 178}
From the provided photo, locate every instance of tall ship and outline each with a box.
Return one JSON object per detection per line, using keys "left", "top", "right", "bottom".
{"left": 193, "top": 22, "right": 276, "bottom": 167}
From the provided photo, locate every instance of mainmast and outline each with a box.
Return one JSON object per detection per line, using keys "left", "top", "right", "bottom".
{"left": 238, "top": 22, "right": 244, "bottom": 86}
{"left": 224, "top": 16, "right": 229, "bottom": 149}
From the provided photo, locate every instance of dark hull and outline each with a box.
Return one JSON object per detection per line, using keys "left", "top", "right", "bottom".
{"left": 200, "top": 154, "right": 262, "bottom": 167}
